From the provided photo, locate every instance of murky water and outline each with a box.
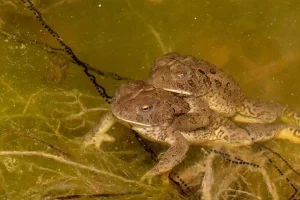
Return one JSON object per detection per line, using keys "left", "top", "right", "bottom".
{"left": 1, "top": 0, "right": 300, "bottom": 199}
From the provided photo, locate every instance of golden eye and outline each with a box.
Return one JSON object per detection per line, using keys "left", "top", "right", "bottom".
{"left": 137, "top": 104, "right": 155, "bottom": 116}
{"left": 140, "top": 105, "right": 153, "bottom": 111}
{"left": 176, "top": 72, "right": 186, "bottom": 78}
{"left": 173, "top": 71, "right": 189, "bottom": 80}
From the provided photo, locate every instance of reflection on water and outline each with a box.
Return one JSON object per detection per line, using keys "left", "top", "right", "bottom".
{"left": 1, "top": 0, "right": 300, "bottom": 199}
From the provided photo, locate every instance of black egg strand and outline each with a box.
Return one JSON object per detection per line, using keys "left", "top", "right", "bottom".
{"left": 132, "top": 131, "right": 158, "bottom": 161}
{"left": 168, "top": 172, "right": 192, "bottom": 195}
{"left": 1, "top": 29, "right": 132, "bottom": 82}
{"left": 259, "top": 144, "right": 300, "bottom": 177}
{"left": 258, "top": 144, "right": 300, "bottom": 199}
{"left": 20, "top": 0, "right": 113, "bottom": 104}
{"left": 262, "top": 150, "right": 298, "bottom": 199}
{"left": 207, "top": 148, "right": 260, "bottom": 168}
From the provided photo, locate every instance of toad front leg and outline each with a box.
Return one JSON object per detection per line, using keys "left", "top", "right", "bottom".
{"left": 172, "top": 97, "right": 212, "bottom": 131}
{"left": 83, "top": 112, "right": 116, "bottom": 149}
{"left": 140, "top": 128, "right": 190, "bottom": 184}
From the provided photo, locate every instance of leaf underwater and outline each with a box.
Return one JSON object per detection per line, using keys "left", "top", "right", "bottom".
{"left": 1, "top": 0, "right": 300, "bottom": 199}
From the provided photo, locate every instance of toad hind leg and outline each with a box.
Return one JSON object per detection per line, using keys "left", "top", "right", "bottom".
{"left": 245, "top": 123, "right": 300, "bottom": 143}
{"left": 275, "top": 126, "right": 300, "bottom": 143}
{"left": 234, "top": 98, "right": 283, "bottom": 123}
{"left": 234, "top": 98, "right": 300, "bottom": 126}
{"left": 281, "top": 108, "right": 300, "bottom": 127}
{"left": 140, "top": 129, "right": 190, "bottom": 184}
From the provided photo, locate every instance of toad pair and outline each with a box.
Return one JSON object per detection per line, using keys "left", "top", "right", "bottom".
{"left": 84, "top": 52, "right": 300, "bottom": 183}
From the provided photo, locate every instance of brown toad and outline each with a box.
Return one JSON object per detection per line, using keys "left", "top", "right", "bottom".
{"left": 85, "top": 81, "right": 300, "bottom": 183}
{"left": 148, "top": 52, "right": 300, "bottom": 126}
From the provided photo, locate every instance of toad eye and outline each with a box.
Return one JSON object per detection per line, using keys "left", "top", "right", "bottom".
{"left": 177, "top": 72, "right": 187, "bottom": 78}
{"left": 137, "top": 104, "right": 155, "bottom": 116}
{"left": 172, "top": 71, "right": 190, "bottom": 80}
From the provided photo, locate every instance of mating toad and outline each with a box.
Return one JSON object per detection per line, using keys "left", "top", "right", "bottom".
{"left": 85, "top": 81, "right": 300, "bottom": 183}
{"left": 148, "top": 52, "right": 300, "bottom": 126}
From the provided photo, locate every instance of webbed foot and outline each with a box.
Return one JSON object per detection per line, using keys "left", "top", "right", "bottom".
{"left": 82, "top": 133, "right": 115, "bottom": 149}
{"left": 282, "top": 108, "right": 300, "bottom": 127}
{"left": 276, "top": 126, "right": 300, "bottom": 143}
{"left": 140, "top": 169, "right": 158, "bottom": 184}
{"left": 82, "top": 112, "right": 116, "bottom": 149}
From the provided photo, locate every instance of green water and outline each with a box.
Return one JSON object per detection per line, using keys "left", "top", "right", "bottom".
{"left": 1, "top": 0, "right": 300, "bottom": 199}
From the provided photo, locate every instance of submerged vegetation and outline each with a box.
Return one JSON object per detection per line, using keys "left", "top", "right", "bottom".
{"left": 1, "top": 0, "right": 300, "bottom": 199}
